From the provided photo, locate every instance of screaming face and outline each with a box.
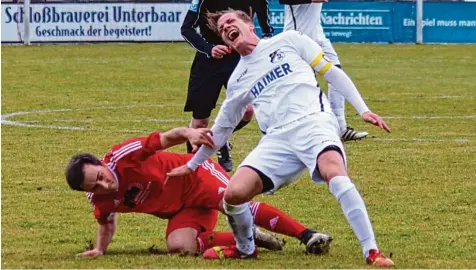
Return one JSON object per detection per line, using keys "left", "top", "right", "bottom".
{"left": 217, "top": 13, "right": 255, "bottom": 51}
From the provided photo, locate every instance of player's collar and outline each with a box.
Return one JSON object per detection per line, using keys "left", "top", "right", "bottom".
{"left": 106, "top": 165, "right": 119, "bottom": 191}
{"left": 241, "top": 40, "right": 263, "bottom": 60}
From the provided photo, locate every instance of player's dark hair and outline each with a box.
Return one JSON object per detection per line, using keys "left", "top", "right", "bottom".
{"left": 65, "top": 153, "right": 102, "bottom": 191}
{"left": 206, "top": 9, "right": 253, "bottom": 35}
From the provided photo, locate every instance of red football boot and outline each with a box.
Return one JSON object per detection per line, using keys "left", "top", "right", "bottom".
{"left": 366, "top": 249, "right": 395, "bottom": 267}
{"left": 203, "top": 245, "right": 257, "bottom": 260}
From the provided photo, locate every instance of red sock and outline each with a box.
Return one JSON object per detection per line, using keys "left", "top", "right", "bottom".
{"left": 196, "top": 231, "right": 235, "bottom": 253}
{"left": 250, "top": 202, "right": 306, "bottom": 238}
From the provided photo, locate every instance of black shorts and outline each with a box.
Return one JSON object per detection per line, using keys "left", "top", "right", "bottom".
{"left": 184, "top": 52, "right": 240, "bottom": 119}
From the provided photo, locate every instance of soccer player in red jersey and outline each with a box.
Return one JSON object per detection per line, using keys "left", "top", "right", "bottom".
{"left": 65, "top": 127, "right": 332, "bottom": 257}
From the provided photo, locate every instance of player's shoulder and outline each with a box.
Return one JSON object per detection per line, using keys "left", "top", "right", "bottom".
{"left": 277, "top": 30, "right": 304, "bottom": 41}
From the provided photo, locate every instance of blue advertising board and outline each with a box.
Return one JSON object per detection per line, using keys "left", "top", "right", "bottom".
{"left": 255, "top": 1, "right": 476, "bottom": 43}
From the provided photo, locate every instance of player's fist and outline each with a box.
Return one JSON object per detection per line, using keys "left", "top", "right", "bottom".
{"left": 362, "top": 111, "right": 391, "bottom": 133}
{"left": 185, "top": 128, "right": 215, "bottom": 151}
{"left": 78, "top": 248, "right": 104, "bottom": 257}
{"left": 212, "top": 45, "right": 231, "bottom": 59}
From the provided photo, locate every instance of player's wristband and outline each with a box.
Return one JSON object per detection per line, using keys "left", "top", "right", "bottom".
{"left": 186, "top": 161, "right": 199, "bottom": 171}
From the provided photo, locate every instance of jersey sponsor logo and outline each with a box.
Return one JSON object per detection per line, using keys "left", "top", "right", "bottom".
{"left": 237, "top": 68, "right": 248, "bottom": 83}
{"left": 123, "top": 182, "right": 151, "bottom": 208}
{"left": 189, "top": 0, "right": 199, "bottom": 12}
{"left": 269, "top": 49, "right": 285, "bottom": 63}
{"left": 250, "top": 63, "right": 293, "bottom": 98}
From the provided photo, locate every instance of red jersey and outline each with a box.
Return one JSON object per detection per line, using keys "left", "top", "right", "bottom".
{"left": 88, "top": 132, "right": 203, "bottom": 224}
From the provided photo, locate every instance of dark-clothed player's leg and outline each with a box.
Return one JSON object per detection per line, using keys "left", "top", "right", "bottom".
{"left": 184, "top": 55, "right": 231, "bottom": 160}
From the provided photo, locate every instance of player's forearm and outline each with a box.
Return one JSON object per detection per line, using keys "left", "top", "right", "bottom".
{"left": 181, "top": 11, "right": 214, "bottom": 57}
{"left": 322, "top": 66, "right": 370, "bottom": 115}
{"left": 187, "top": 125, "right": 233, "bottom": 170}
{"left": 160, "top": 127, "right": 194, "bottom": 150}
{"left": 95, "top": 218, "right": 116, "bottom": 253}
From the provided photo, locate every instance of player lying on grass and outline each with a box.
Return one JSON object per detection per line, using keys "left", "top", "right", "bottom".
{"left": 65, "top": 127, "right": 332, "bottom": 257}
{"left": 167, "top": 9, "right": 394, "bottom": 267}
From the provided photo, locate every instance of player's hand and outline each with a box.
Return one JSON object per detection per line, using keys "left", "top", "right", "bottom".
{"left": 78, "top": 248, "right": 104, "bottom": 257}
{"left": 185, "top": 128, "right": 215, "bottom": 152}
{"left": 212, "top": 45, "right": 231, "bottom": 59}
{"left": 312, "top": 0, "right": 328, "bottom": 3}
{"left": 166, "top": 165, "right": 194, "bottom": 180}
{"left": 362, "top": 111, "right": 391, "bottom": 133}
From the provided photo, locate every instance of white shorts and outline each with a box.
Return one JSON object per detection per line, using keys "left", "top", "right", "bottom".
{"left": 239, "top": 112, "right": 346, "bottom": 194}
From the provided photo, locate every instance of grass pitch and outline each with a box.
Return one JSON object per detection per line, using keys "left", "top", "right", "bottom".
{"left": 2, "top": 43, "right": 476, "bottom": 268}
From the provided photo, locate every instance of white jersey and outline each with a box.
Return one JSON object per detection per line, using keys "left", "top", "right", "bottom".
{"left": 216, "top": 30, "right": 331, "bottom": 134}
{"left": 187, "top": 30, "right": 370, "bottom": 172}
{"left": 284, "top": 3, "right": 326, "bottom": 42}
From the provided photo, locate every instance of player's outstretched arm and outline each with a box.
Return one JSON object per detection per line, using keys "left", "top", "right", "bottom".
{"left": 166, "top": 125, "right": 234, "bottom": 178}
{"left": 288, "top": 31, "right": 390, "bottom": 133}
{"left": 78, "top": 215, "right": 117, "bottom": 257}
{"left": 321, "top": 67, "right": 390, "bottom": 133}
{"left": 160, "top": 127, "right": 215, "bottom": 151}
{"left": 167, "top": 91, "right": 249, "bottom": 178}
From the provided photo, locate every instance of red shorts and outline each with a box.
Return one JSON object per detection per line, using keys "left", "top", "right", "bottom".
{"left": 165, "top": 159, "right": 230, "bottom": 238}
{"left": 165, "top": 207, "right": 219, "bottom": 238}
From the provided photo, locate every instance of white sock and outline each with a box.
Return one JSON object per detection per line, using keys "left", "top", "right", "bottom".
{"left": 328, "top": 84, "right": 347, "bottom": 133}
{"left": 223, "top": 199, "right": 255, "bottom": 256}
{"left": 329, "top": 176, "right": 378, "bottom": 258}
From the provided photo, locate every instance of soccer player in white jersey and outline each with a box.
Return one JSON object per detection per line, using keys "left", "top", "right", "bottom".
{"left": 167, "top": 9, "right": 394, "bottom": 267}
{"left": 280, "top": 0, "right": 369, "bottom": 141}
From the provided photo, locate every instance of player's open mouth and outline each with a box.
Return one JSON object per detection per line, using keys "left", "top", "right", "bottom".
{"left": 227, "top": 29, "right": 239, "bottom": 42}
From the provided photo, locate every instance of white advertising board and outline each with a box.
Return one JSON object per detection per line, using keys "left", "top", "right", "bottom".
{"left": 2, "top": 3, "right": 190, "bottom": 42}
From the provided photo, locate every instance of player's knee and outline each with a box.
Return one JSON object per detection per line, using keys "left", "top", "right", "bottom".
{"left": 167, "top": 242, "right": 198, "bottom": 255}
{"left": 166, "top": 230, "right": 199, "bottom": 255}
{"left": 223, "top": 185, "right": 258, "bottom": 205}
{"left": 223, "top": 187, "right": 246, "bottom": 205}
{"left": 243, "top": 104, "right": 254, "bottom": 121}
{"left": 317, "top": 150, "right": 347, "bottom": 182}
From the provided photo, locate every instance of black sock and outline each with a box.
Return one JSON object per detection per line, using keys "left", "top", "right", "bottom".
{"left": 233, "top": 119, "right": 251, "bottom": 133}
{"left": 298, "top": 229, "right": 316, "bottom": 244}
{"left": 186, "top": 141, "right": 193, "bottom": 153}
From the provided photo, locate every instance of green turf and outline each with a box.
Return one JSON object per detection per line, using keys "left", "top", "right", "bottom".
{"left": 2, "top": 43, "right": 476, "bottom": 268}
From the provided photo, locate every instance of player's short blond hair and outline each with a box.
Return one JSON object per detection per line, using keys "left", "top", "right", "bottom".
{"left": 206, "top": 9, "right": 254, "bottom": 35}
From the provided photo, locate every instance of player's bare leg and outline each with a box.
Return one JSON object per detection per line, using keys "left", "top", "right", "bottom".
{"left": 317, "top": 150, "right": 394, "bottom": 267}
{"left": 167, "top": 227, "right": 201, "bottom": 254}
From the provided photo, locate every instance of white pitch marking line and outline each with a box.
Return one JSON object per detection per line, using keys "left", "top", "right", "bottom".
{"left": 1, "top": 106, "right": 474, "bottom": 142}
{"left": 383, "top": 115, "right": 476, "bottom": 119}
{"left": 21, "top": 119, "right": 189, "bottom": 123}
{"left": 370, "top": 138, "right": 471, "bottom": 143}
{"left": 1, "top": 105, "right": 184, "bottom": 131}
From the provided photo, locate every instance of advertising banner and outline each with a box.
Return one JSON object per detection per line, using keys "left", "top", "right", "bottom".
{"left": 2, "top": 1, "right": 475, "bottom": 43}
{"left": 255, "top": 1, "right": 476, "bottom": 43}
{"left": 2, "top": 3, "right": 189, "bottom": 42}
